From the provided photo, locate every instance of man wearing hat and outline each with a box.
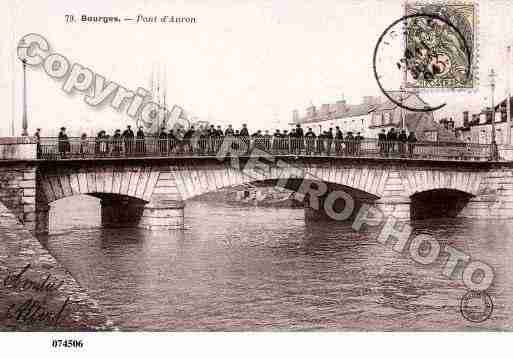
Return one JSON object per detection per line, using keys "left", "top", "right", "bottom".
{"left": 33, "top": 128, "right": 41, "bottom": 157}
{"left": 122, "top": 125, "right": 135, "bottom": 155}
{"left": 58, "top": 127, "right": 70, "bottom": 158}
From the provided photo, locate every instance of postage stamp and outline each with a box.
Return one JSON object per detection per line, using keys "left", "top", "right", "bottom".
{"left": 403, "top": 2, "right": 477, "bottom": 90}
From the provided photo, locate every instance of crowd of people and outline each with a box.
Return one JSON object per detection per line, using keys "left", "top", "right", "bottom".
{"left": 37, "top": 124, "right": 418, "bottom": 158}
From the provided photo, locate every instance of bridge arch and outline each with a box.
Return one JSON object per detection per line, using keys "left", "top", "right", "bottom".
{"left": 170, "top": 162, "right": 390, "bottom": 201}
{"left": 399, "top": 169, "right": 483, "bottom": 198}
{"left": 410, "top": 188, "right": 474, "bottom": 220}
{"left": 35, "top": 165, "right": 165, "bottom": 234}
{"left": 37, "top": 166, "right": 157, "bottom": 205}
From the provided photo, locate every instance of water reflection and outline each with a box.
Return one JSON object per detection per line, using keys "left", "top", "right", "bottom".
{"left": 39, "top": 196, "right": 513, "bottom": 331}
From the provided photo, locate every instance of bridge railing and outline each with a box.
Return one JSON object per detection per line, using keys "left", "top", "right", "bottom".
{"left": 36, "top": 136, "right": 493, "bottom": 161}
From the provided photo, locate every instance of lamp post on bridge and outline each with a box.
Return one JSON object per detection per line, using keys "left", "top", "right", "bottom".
{"left": 489, "top": 68, "right": 498, "bottom": 161}
{"left": 21, "top": 58, "right": 29, "bottom": 137}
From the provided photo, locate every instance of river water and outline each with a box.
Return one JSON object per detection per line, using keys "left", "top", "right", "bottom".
{"left": 38, "top": 195, "right": 513, "bottom": 331}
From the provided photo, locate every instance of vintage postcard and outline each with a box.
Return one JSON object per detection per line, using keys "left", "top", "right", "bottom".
{"left": 0, "top": 0, "right": 512, "bottom": 356}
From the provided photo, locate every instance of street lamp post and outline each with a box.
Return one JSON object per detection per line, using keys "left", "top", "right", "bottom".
{"left": 21, "top": 58, "right": 28, "bottom": 136}
{"left": 489, "top": 68, "right": 497, "bottom": 160}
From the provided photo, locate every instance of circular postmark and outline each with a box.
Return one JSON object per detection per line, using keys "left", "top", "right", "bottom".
{"left": 459, "top": 290, "right": 493, "bottom": 323}
{"left": 373, "top": 13, "right": 473, "bottom": 112}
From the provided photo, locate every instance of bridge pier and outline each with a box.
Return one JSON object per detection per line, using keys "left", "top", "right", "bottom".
{"left": 375, "top": 197, "right": 411, "bottom": 220}
{"left": 303, "top": 194, "right": 411, "bottom": 222}
{"left": 137, "top": 199, "right": 185, "bottom": 230}
{"left": 34, "top": 202, "right": 50, "bottom": 235}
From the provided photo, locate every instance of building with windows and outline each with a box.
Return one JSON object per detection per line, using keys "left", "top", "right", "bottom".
{"left": 291, "top": 96, "right": 380, "bottom": 136}
{"left": 455, "top": 97, "right": 513, "bottom": 145}
{"left": 292, "top": 92, "right": 457, "bottom": 141}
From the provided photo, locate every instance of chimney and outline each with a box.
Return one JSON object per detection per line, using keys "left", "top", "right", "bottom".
{"left": 292, "top": 109, "right": 299, "bottom": 123}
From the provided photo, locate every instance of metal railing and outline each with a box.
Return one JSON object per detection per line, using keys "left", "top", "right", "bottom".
{"left": 36, "top": 136, "right": 493, "bottom": 161}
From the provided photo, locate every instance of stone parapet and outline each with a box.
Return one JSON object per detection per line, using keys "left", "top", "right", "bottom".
{"left": 0, "top": 202, "right": 114, "bottom": 330}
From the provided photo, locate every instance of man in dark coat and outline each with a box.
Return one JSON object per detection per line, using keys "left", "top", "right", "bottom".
{"left": 122, "top": 125, "right": 135, "bottom": 155}
{"left": 316, "top": 131, "right": 326, "bottom": 154}
{"left": 295, "top": 124, "right": 304, "bottom": 154}
{"left": 355, "top": 132, "right": 364, "bottom": 155}
{"left": 407, "top": 131, "right": 417, "bottom": 157}
{"left": 398, "top": 129, "right": 408, "bottom": 156}
{"left": 335, "top": 126, "right": 343, "bottom": 154}
{"left": 184, "top": 126, "right": 195, "bottom": 153}
{"left": 272, "top": 129, "right": 282, "bottom": 153}
{"left": 239, "top": 124, "right": 249, "bottom": 137}
{"left": 326, "top": 128, "right": 334, "bottom": 155}
{"left": 263, "top": 130, "right": 272, "bottom": 151}
{"left": 58, "top": 127, "right": 70, "bottom": 158}
{"left": 136, "top": 126, "right": 145, "bottom": 154}
{"left": 239, "top": 124, "right": 250, "bottom": 153}
{"left": 167, "top": 129, "right": 176, "bottom": 153}
{"left": 386, "top": 128, "right": 398, "bottom": 155}
{"left": 378, "top": 129, "right": 387, "bottom": 155}
{"left": 34, "top": 128, "right": 41, "bottom": 157}
{"left": 112, "top": 129, "right": 122, "bottom": 155}
{"left": 305, "top": 127, "right": 316, "bottom": 154}
{"left": 345, "top": 131, "right": 355, "bottom": 155}
{"left": 224, "top": 124, "right": 234, "bottom": 137}
{"left": 158, "top": 127, "right": 168, "bottom": 154}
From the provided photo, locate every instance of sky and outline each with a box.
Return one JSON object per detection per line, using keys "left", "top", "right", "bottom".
{"left": 1, "top": 0, "right": 512, "bottom": 137}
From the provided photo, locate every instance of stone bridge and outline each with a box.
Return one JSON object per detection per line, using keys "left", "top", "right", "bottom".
{"left": 1, "top": 154, "right": 513, "bottom": 235}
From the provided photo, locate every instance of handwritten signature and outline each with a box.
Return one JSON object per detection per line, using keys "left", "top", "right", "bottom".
{"left": 2, "top": 264, "right": 71, "bottom": 327}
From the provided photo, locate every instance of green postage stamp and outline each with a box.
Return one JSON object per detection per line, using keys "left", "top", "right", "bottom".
{"left": 403, "top": 2, "right": 477, "bottom": 90}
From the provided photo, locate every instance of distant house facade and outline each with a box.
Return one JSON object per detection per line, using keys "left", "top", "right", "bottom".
{"left": 292, "top": 93, "right": 458, "bottom": 141}
{"left": 455, "top": 97, "right": 513, "bottom": 145}
{"left": 291, "top": 96, "right": 379, "bottom": 137}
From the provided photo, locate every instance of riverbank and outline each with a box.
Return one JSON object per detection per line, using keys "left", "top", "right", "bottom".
{"left": 0, "top": 202, "right": 114, "bottom": 331}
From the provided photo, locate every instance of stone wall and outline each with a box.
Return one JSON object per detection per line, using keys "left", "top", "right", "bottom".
{"left": 460, "top": 166, "right": 513, "bottom": 219}
{"left": 0, "top": 201, "right": 114, "bottom": 330}
{"left": 0, "top": 142, "right": 36, "bottom": 160}
{"left": 0, "top": 162, "right": 39, "bottom": 232}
